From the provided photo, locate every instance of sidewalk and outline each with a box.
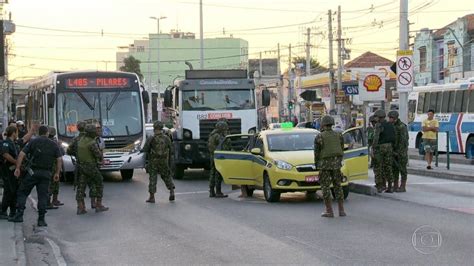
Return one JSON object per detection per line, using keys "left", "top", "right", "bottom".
{"left": 0, "top": 189, "right": 26, "bottom": 265}
{"left": 407, "top": 159, "right": 474, "bottom": 182}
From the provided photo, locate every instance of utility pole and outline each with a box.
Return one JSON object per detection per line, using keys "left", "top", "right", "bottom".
{"left": 277, "top": 43, "right": 283, "bottom": 122}
{"left": 199, "top": 0, "right": 204, "bottom": 69}
{"left": 288, "top": 43, "right": 292, "bottom": 122}
{"left": 399, "top": 0, "right": 409, "bottom": 124}
{"left": 328, "top": 10, "right": 335, "bottom": 113}
{"left": 305, "top": 27, "right": 311, "bottom": 76}
{"left": 337, "top": 5, "right": 343, "bottom": 115}
{"left": 1, "top": 19, "right": 7, "bottom": 128}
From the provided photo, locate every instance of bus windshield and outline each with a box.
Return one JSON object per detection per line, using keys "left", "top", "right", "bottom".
{"left": 182, "top": 89, "right": 255, "bottom": 111}
{"left": 57, "top": 90, "right": 142, "bottom": 137}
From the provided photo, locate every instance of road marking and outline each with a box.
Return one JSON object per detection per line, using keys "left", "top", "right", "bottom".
{"left": 175, "top": 190, "right": 209, "bottom": 195}
{"left": 409, "top": 181, "right": 472, "bottom": 185}
{"left": 447, "top": 208, "right": 474, "bottom": 214}
{"left": 45, "top": 238, "right": 67, "bottom": 266}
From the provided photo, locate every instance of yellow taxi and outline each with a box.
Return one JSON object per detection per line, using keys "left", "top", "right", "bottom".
{"left": 214, "top": 124, "right": 368, "bottom": 202}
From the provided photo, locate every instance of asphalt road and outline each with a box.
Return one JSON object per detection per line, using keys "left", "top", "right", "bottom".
{"left": 22, "top": 169, "right": 474, "bottom": 265}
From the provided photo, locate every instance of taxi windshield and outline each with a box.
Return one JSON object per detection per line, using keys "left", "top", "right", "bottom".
{"left": 267, "top": 132, "right": 317, "bottom": 151}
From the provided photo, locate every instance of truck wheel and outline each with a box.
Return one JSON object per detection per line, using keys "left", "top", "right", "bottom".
{"left": 466, "top": 137, "right": 474, "bottom": 159}
{"left": 263, "top": 173, "right": 280, "bottom": 202}
{"left": 242, "top": 185, "right": 254, "bottom": 197}
{"left": 121, "top": 169, "right": 134, "bottom": 181}
{"left": 175, "top": 166, "right": 185, "bottom": 180}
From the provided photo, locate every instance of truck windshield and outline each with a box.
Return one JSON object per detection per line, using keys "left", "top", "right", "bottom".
{"left": 182, "top": 89, "right": 255, "bottom": 111}
{"left": 57, "top": 90, "right": 143, "bottom": 137}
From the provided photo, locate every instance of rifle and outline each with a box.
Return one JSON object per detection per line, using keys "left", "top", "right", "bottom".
{"left": 20, "top": 148, "right": 40, "bottom": 179}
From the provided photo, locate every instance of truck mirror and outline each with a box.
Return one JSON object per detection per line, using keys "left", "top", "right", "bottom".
{"left": 262, "top": 89, "right": 270, "bottom": 107}
{"left": 164, "top": 90, "right": 173, "bottom": 108}
{"left": 47, "top": 93, "right": 55, "bottom": 108}
{"left": 141, "top": 91, "right": 150, "bottom": 104}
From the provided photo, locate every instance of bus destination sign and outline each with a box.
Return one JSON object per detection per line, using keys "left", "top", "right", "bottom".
{"left": 65, "top": 77, "right": 130, "bottom": 88}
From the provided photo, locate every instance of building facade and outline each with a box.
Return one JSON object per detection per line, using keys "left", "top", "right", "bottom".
{"left": 414, "top": 14, "right": 474, "bottom": 85}
{"left": 116, "top": 31, "right": 249, "bottom": 91}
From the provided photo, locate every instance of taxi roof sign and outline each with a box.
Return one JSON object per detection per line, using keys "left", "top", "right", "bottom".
{"left": 281, "top": 122, "right": 293, "bottom": 129}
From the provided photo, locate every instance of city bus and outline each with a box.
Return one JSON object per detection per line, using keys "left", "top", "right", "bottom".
{"left": 408, "top": 79, "right": 474, "bottom": 158}
{"left": 25, "top": 71, "right": 149, "bottom": 180}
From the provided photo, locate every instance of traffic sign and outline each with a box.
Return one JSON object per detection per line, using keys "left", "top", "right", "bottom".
{"left": 396, "top": 50, "right": 414, "bottom": 92}
{"left": 342, "top": 85, "right": 359, "bottom": 95}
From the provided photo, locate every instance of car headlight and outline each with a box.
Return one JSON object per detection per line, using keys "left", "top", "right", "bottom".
{"left": 183, "top": 129, "right": 192, "bottom": 139}
{"left": 61, "top": 142, "right": 69, "bottom": 149}
{"left": 274, "top": 160, "right": 293, "bottom": 170}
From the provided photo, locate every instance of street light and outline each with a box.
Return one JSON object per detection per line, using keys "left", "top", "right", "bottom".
{"left": 150, "top": 16, "right": 167, "bottom": 90}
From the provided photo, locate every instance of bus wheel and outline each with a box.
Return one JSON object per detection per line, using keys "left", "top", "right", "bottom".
{"left": 121, "top": 169, "right": 134, "bottom": 181}
{"left": 466, "top": 137, "right": 474, "bottom": 159}
{"left": 175, "top": 166, "right": 185, "bottom": 180}
{"left": 417, "top": 136, "right": 425, "bottom": 156}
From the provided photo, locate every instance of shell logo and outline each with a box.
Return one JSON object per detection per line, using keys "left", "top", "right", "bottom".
{"left": 363, "top": 74, "right": 383, "bottom": 91}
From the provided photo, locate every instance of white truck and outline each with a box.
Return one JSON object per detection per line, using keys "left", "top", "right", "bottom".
{"left": 163, "top": 70, "right": 270, "bottom": 179}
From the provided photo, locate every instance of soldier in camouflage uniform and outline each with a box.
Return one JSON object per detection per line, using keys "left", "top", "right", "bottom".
{"left": 372, "top": 110, "right": 396, "bottom": 193}
{"left": 367, "top": 115, "right": 377, "bottom": 169}
{"left": 142, "top": 121, "right": 175, "bottom": 203}
{"left": 314, "top": 116, "right": 346, "bottom": 218}
{"left": 46, "top": 127, "right": 64, "bottom": 209}
{"left": 208, "top": 121, "right": 229, "bottom": 198}
{"left": 388, "top": 111, "right": 409, "bottom": 192}
{"left": 76, "top": 124, "right": 109, "bottom": 214}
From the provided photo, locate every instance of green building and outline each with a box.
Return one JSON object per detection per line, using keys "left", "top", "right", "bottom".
{"left": 116, "top": 31, "right": 249, "bottom": 91}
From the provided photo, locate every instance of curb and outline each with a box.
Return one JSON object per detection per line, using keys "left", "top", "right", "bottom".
{"left": 349, "top": 182, "right": 376, "bottom": 196}
{"left": 408, "top": 155, "right": 474, "bottom": 165}
{"left": 407, "top": 168, "right": 474, "bottom": 182}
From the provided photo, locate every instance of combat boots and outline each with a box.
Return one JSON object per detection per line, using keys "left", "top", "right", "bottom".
{"left": 77, "top": 200, "right": 87, "bottom": 215}
{"left": 37, "top": 212, "right": 47, "bottom": 227}
{"left": 95, "top": 198, "right": 109, "bottom": 212}
{"left": 52, "top": 194, "right": 64, "bottom": 206}
{"left": 169, "top": 189, "right": 175, "bottom": 201}
{"left": 321, "top": 199, "right": 334, "bottom": 218}
{"left": 146, "top": 193, "right": 155, "bottom": 203}
{"left": 393, "top": 180, "right": 399, "bottom": 192}
{"left": 90, "top": 197, "right": 97, "bottom": 209}
{"left": 10, "top": 209, "right": 24, "bottom": 223}
{"left": 46, "top": 196, "right": 59, "bottom": 210}
{"left": 397, "top": 180, "right": 407, "bottom": 192}
{"left": 385, "top": 182, "right": 394, "bottom": 193}
{"left": 338, "top": 200, "right": 346, "bottom": 217}
{"left": 215, "top": 181, "right": 228, "bottom": 198}
{"left": 209, "top": 186, "right": 216, "bottom": 198}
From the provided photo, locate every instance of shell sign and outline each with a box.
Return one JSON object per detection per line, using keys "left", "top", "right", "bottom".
{"left": 363, "top": 75, "right": 383, "bottom": 92}
{"left": 358, "top": 72, "right": 385, "bottom": 101}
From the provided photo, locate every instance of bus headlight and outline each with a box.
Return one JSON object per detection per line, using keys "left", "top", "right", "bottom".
{"left": 183, "top": 129, "right": 192, "bottom": 140}
{"left": 184, "top": 144, "right": 192, "bottom": 151}
{"left": 61, "top": 142, "right": 69, "bottom": 149}
{"left": 131, "top": 139, "right": 142, "bottom": 153}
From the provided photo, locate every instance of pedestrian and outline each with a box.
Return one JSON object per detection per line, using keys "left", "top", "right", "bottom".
{"left": 16, "top": 121, "right": 28, "bottom": 139}
{"left": 46, "top": 127, "right": 64, "bottom": 209}
{"left": 141, "top": 121, "right": 175, "bottom": 203}
{"left": 367, "top": 115, "right": 377, "bottom": 169}
{"left": 388, "top": 111, "right": 409, "bottom": 192}
{"left": 422, "top": 109, "right": 439, "bottom": 170}
{"left": 314, "top": 115, "right": 346, "bottom": 218}
{"left": 0, "top": 126, "right": 20, "bottom": 221}
{"left": 208, "top": 121, "right": 229, "bottom": 198}
{"left": 75, "top": 124, "right": 108, "bottom": 215}
{"left": 372, "top": 110, "right": 396, "bottom": 193}
{"left": 11, "top": 125, "right": 63, "bottom": 227}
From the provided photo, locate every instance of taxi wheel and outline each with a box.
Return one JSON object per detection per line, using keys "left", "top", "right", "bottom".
{"left": 263, "top": 173, "right": 280, "bottom": 202}
{"left": 242, "top": 185, "right": 254, "bottom": 197}
{"left": 305, "top": 191, "right": 317, "bottom": 201}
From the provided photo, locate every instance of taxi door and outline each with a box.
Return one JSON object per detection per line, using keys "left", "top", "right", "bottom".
{"left": 213, "top": 134, "right": 256, "bottom": 186}
{"left": 342, "top": 127, "right": 369, "bottom": 181}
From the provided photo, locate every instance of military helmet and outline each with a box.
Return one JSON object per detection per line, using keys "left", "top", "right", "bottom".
{"left": 85, "top": 124, "right": 97, "bottom": 134}
{"left": 48, "top": 126, "right": 57, "bottom": 137}
{"left": 77, "top": 121, "right": 86, "bottom": 132}
{"left": 216, "top": 121, "right": 227, "bottom": 132}
{"left": 374, "top": 109, "right": 386, "bottom": 118}
{"left": 321, "top": 115, "right": 335, "bottom": 127}
{"left": 388, "top": 110, "right": 399, "bottom": 119}
{"left": 153, "top": 121, "right": 164, "bottom": 130}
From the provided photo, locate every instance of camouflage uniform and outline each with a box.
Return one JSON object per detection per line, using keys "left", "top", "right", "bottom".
{"left": 75, "top": 124, "right": 108, "bottom": 214}
{"left": 367, "top": 116, "right": 376, "bottom": 169}
{"left": 47, "top": 127, "right": 64, "bottom": 208}
{"left": 372, "top": 110, "right": 396, "bottom": 193}
{"left": 314, "top": 116, "right": 346, "bottom": 217}
{"left": 142, "top": 121, "right": 175, "bottom": 202}
{"left": 389, "top": 111, "right": 409, "bottom": 192}
{"left": 208, "top": 121, "right": 228, "bottom": 198}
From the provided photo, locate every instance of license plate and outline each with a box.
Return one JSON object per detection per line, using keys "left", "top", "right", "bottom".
{"left": 103, "top": 159, "right": 111, "bottom": 165}
{"left": 305, "top": 175, "right": 319, "bottom": 182}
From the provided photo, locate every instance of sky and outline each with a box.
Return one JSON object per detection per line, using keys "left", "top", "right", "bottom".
{"left": 4, "top": 0, "right": 474, "bottom": 80}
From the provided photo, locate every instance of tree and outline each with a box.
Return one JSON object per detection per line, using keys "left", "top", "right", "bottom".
{"left": 119, "top": 56, "right": 143, "bottom": 80}
{"left": 292, "top": 57, "right": 328, "bottom": 75}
